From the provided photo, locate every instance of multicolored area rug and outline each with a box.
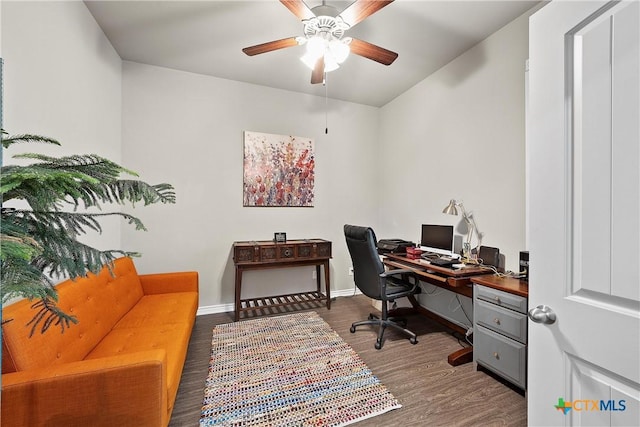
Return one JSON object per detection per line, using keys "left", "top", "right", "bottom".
{"left": 200, "top": 311, "right": 401, "bottom": 426}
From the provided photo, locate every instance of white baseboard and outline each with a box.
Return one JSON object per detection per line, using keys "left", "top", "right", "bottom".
{"left": 196, "top": 287, "right": 361, "bottom": 316}
{"left": 197, "top": 303, "right": 235, "bottom": 316}
{"left": 332, "top": 287, "right": 362, "bottom": 298}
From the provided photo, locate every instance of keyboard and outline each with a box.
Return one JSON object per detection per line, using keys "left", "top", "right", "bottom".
{"left": 425, "top": 256, "right": 457, "bottom": 267}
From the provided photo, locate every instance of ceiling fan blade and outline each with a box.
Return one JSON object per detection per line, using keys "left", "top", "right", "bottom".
{"left": 242, "top": 37, "right": 299, "bottom": 56}
{"left": 349, "top": 38, "right": 398, "bottom": 65}
{"left": 338, "top": 0, "right": 394, "bottom": 28}
{"left": 311, "top": 57, "right": 324, "bottom": 84}
{"left": 280, "top": 0, "right": 315, "bottom": 21}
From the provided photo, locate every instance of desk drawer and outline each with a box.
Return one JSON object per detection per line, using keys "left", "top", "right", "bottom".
{"left": 475, "top": 325, "right": 526, "bottom": 389}
{"left": 475, "top": 285, "right": 527, "bottom": 314}
{"left": 475, "top": 299, "right": 527, "bottom": 344}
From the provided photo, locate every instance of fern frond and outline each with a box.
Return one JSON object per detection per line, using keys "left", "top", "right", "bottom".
{"left": 107, "top": 180, "right": 176, "bottom": 206}
{"left": 5, "top": 209, "right": 146, "bottom": 236}
{"left": 1, "top": 164, "right": 99, "bottom": 209}
{"left": 1, "top": 133, "right": 61, "bottom": 149}
{"left": 14, "top": 153, "right": 138, "bottom": 179}
{"left": 33, "top": 243, "right": 133, "bottom": 280}
{"left": 1, "top": 257, "right": 55, "bottom": 304}
{"left": 3, "top": 209, "right": 144, "bottom": 278}
{"left": 0, "top": 221, "right": 43, "bottom": 261}
{"left": 2, "top": 155, "right": 175, "bottom": 210}
{"left": 26, "top": 297, "right": 78, "bottom": 336}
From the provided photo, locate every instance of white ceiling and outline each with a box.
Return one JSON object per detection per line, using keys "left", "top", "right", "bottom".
{"left": 84, "top": 0, "right": 539, "bottom": 107}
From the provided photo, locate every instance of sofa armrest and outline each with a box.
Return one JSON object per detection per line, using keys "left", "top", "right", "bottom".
{"left": 139, "top": 271, "right": 199, "bottom": 295}
{"left": 1, "top": 350, "right": 169, "bottom": 427}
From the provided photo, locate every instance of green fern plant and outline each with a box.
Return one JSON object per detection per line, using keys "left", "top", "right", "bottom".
{"left": 1, "top": 131, "right": 175, "bottom": 335}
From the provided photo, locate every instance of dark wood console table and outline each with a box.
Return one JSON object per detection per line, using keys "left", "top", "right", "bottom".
{"left": 233, "top": 239, "right": 332, "bottom": 321}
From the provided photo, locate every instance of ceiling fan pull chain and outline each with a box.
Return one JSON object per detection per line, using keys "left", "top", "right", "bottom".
{"left": 325, "top": 73, "right": 328, "bottom": 134}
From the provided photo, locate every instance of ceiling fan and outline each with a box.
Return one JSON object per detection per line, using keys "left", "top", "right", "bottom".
{"left": 242, "top": 0, "right": 398, "bottom": 84}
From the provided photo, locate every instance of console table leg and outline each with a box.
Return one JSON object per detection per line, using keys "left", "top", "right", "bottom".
{"left": 323, "top": 261, "right": 331, "bottom": 309}
{"left": 313, "top": 265, "right": 320, "bottom": 292}
{"left": 234, "top": 267, "right": 242, "bottom": 321}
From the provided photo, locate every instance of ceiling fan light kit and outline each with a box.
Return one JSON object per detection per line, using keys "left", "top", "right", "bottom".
{"left": 329, "top": 39, "right": 350, "bottom": 62}
{"left": 299, "top": 36, "right": 350, "bottom": 73}
{"left": 242, "top": 0, "right": 398, "bottom": 84}
{"left": 299, "top": 11, "right": 350, "bottom": 73}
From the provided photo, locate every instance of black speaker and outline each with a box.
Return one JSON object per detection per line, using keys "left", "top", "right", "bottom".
{"left": 519, "top": 251, "right": 529, "bottom": 281}
{"left": 478, "top": 246, "right": 500, "bottom": 268}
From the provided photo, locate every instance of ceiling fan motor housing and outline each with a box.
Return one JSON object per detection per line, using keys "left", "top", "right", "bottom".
{"left": 304, "top": 5, "right": 349, "bottom": 41}
{"left": 311, "top": 4, "right": 340, "bottom": 18}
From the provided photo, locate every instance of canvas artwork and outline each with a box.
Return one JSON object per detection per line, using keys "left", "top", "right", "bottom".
{"left": 243, "top": 131, "right": 315, "bottom": 207}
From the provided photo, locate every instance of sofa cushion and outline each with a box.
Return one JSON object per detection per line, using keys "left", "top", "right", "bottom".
{"left": 114, "top": 292, "right": 198, "bottom": 329}
{"left": 2, "top": 258, "right": 144, "bottom": 372}
{"left": 84, "top": 322, "right": 192, "bottom": 412}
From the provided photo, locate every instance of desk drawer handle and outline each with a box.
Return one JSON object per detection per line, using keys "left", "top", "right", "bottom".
{"left": 493, "top": 318, "right": 501, "bottom": 325}
{"left": 494, "top": 296, "right": 501, "bottom": 304}
{"left": 493, "top": 352, "right": 500, "bottom": 360}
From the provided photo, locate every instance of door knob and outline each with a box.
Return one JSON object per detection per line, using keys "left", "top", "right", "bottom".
{"left": 528, "top": 305, "right": 556, "bottom": 324}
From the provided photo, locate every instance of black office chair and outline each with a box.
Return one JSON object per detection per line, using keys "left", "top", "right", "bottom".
{"left": 344, "top": 224, "right": 420, "bottom": 349}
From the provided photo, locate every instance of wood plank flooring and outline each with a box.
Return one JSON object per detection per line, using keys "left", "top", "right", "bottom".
{"left": 169, "top": 295, "right": 527, "bottom": 426}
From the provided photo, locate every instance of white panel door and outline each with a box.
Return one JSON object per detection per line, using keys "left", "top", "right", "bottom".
{"left": 529, "top": 1, "right": 640, "bottom": 425}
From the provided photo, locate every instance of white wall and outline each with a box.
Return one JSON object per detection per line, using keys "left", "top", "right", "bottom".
{"left": 2, "top": 1, "right": 532, "bottom": 318}
{"left": 377, "top": 9, "right": 532, "bottom": 328}
{"left": 1, "top": 1, "right": 122, "bottom": 252}
{"left": 0, "top": 0, "right": 3, "bottom": 56}
{"left": 121, "top": 61, "right": 379, "bottom": 310}
{"left": 379, "top": 10, "right": 530, "bottom": 270}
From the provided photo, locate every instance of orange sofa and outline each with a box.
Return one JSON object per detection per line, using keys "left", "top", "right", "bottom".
{"left": 1, "top": 257, "right": 199, "bottom": 427}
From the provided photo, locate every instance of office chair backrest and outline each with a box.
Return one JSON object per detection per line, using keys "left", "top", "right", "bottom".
{"left": 344, "top": 224, "right": 385, "bottom": 300}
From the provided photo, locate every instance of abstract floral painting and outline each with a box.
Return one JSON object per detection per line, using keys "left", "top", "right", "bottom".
{"left": 243, "top": 131, "right": 315, "bottom": 207}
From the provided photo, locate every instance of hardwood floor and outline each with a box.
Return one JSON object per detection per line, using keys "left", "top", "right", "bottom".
{"left": 169, "top": 295, "right": 527, "bottom": 426}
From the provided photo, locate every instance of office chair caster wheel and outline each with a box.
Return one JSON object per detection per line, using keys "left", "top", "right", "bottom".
{"left": 375, "top": 341, "right": 382, "bottom": 350}
{"left": 409, "top": 337, "right": 418, "bottom": 345}
{"left": 350, "top": 326, "right": 356, "bottom": 333}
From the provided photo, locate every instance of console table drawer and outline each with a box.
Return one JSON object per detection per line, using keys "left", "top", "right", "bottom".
{"left": 475, "top": 299, "right": 527, "bottom": 344}
{"left": 475, "top": 285, "right": 527, "bottom": 314}
{"left": 306, "top": 241, "right": 332, "bottom": 258}
{"left": 233, "top": 239, "right": 331, "bottom": 264}
{"left": 475, "top": 325, "right": 527, "bottom": 389}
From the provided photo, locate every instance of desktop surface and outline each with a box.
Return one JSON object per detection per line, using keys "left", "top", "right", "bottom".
{"left": 384, "top": 252, "right": 489, "bottom": 278}
{"left": 420, "top": 251, "right": 459, "bottom": 265}
{"left": 470, "top": 275, "right": 528, "bottom": 298}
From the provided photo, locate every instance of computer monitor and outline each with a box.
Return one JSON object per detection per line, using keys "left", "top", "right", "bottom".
{"left": 420, "top": 224, "right": 457, "bottom": 257}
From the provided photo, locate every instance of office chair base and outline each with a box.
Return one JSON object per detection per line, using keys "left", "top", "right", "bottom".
{"left": 364, "top": 312, "right": 408, "bottom": 327}
{"left": 350, "top": 314, "right": 418, "bottom": 350}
